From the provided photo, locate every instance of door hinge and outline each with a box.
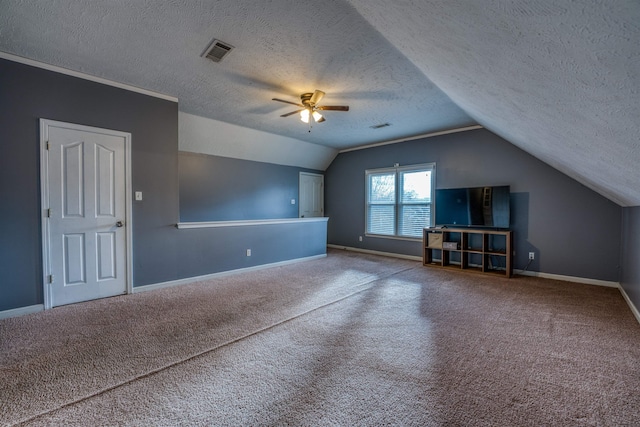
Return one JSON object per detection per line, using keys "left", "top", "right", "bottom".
{"left": 46, "top": 141, "right": 50, "bottom": 150}
{"left": 48, "top": 275, "right": 54, "bottom": 284}
{"left": 46, "top": 208, "right": 52, "bottom": 218}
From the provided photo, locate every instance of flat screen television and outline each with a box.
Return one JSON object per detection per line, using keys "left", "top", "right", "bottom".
{"left": 435, "top": 185, "right": 510, "bottom": 229}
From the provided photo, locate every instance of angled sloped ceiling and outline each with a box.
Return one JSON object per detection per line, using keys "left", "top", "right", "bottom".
{"left": 348, "top": 0, "right": 640, "bottom": 206}
{"left": 0, "top": 1, "right": 637, "bottom": 200}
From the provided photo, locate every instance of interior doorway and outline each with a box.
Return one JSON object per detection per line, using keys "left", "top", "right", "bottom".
{"left": 40, "top": 119, "right": 132, "bottom": 308}
{"left": 299, "top": 172, "right": 324, "bottom": 218}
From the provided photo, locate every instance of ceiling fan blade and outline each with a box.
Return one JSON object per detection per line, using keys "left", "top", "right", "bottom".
{"left": 310, "top": 90, "right": 325, "bottom": 105}
{"left": 280, "top": 109, "right": 303, "bottom": 118}
{"left": 272, "top": 98, "right": 303, "bottom": 107}
{"left": 317, "top": 105, "right": 349, "bottom": 111}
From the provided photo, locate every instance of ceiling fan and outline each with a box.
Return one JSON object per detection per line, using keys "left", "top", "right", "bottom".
{"left": 272, "top": 90, "right": 349, "bottom": 124}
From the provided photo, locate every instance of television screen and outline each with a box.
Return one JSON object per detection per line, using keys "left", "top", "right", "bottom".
{"left": 435, "top": 186, "right": 510, "bottom": 228}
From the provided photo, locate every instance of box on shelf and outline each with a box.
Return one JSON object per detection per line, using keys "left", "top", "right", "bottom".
{"left": 443, "top": 242, "right": 460, "bottom": 250}
{"left": 427, "top": 233, "right": 443, "bottom": 248}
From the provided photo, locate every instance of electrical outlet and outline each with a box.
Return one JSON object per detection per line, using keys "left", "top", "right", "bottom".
{"left": 246, "top": 249, "right": 251, "bottom": 257}
{"left": 529, "top": 252, "right": 535, "bottom": 260}
{"left": 358, "top": 236, "right": 363, "bottom": 242}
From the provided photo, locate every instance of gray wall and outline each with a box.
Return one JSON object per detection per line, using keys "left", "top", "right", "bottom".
{"left": 621, "top": 207, "right": 640, "bottom": 309}
{"left": 0, "top": 59, "right": 327, "bottom": 312}
{"left": 0, "top": 58, "right": 179, "bottom": 311}
{"left": 176, "top": 151, "right": 328, "bottom": 280}
{"left": 325, "top": 129, "right": 622, "bottom": 282}
{"left": 179, "top": 152, "right": 320, "bottom": 221}
{"left": 176, "top": 221, "right": 327, "bottom": 278}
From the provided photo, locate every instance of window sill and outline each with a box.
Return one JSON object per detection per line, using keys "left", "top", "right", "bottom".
{"left": 364, "top": 233, "right": 422, "bottom": 242}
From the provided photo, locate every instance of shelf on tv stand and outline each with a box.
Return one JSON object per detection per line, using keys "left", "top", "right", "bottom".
{"left": 423, "top": 227, "right": 513, "bottom": 278}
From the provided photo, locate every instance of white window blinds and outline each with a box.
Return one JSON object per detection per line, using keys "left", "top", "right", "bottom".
{"left": 366, "top": 164, "right": 435, "bottom": 238}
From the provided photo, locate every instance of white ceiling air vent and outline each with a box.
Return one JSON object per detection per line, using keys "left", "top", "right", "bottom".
{"left": 370, "top": 123, "right": 391, "bottom": 129}
{"left": 202, "top": 39, "right": 234, "bottom": 63}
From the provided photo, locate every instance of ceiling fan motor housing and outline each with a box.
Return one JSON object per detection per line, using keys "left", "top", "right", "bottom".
{"left": 301, "top": 92, "right": 315, "bottom": 107}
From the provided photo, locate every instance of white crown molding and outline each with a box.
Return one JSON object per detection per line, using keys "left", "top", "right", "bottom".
{"left": 339, "top": 125, "right": 483, "bottom": 153}
{"left": 0, "top": 51, "right": 178, "bottom": 102}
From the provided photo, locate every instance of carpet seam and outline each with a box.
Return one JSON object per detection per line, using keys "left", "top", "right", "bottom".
{"left": 12, "top": 265, "right": 417, "bottom": 426}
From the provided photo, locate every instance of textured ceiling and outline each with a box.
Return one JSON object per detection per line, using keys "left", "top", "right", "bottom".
{"left": 0, "top": 1, "right": 638, "bottom": 205}
{"left": 0, "top": 0, "right": 474, "bottom": 148}
{"left": 346, "top": 0, "right": 640, "bottom": 206}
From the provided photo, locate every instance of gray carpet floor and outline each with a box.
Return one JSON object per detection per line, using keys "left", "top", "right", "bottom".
{"left": 1, "top": 249, "right": 639, "bottom": 426}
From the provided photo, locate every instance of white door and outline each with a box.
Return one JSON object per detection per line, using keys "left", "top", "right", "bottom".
{"left": 299, "top": 172, "right": 324, "bottom": 218}
{"left": 41, "top": 120, "right": 131, "bottom": 307}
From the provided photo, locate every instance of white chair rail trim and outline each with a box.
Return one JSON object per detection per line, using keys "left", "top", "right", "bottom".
{"left": 176, "top": 217, "right": 328, "bottom": 229}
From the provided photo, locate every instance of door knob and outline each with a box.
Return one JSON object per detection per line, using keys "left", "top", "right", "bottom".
{"left": 116, "top": 220, "right": 124, "bottom": 227}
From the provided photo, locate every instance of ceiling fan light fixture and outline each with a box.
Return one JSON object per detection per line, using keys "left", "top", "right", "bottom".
{"left": 274, "top": 90, "right": 349, "bottom": 125}
{"left": 300, "top": 108, "right": 310, "bottom": 123}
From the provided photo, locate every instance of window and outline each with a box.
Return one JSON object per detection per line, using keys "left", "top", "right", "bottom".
{"left": 366, "top": 163, "right": 435, "bottom": 239}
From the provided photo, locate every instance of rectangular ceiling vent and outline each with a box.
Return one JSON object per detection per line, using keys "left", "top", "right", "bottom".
{"left": 202, "top": 39, "right": 234, "bottom": 63}
{"left": 370, "top": 123, "right": 391, "bottom": 129}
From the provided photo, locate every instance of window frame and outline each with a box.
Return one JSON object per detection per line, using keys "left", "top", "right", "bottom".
{"left": 365, "top": 163, "right": 436, "bottom": 241}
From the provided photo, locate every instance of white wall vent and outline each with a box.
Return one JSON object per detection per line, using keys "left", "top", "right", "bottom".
{"left": 202, "top": 39, "right": 234, "bottom": 63}
{"left": 370, "top": 123, "right": 391, "bottom": 129}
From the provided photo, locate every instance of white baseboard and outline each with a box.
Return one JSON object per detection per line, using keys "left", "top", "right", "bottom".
{"left": 331, "top": 246, "right": 636, "bottom": 323}
{"left": 5, "top": 256, "right": 638, "bottom": 327}
{"left": 514, "top": 269, "right": 619, "bottom": 288}
{"left": 0, "top": 304, "right": 44, "bottom": 320}
{"left": 511, "top": 270, "right": 640, "bottom": 326}
{"left": 326, "top": 244, "right": 422, "bottom": 262}
{"left": 618, "top": 285, "right": 640, "bottom": 325}
{"left": 133, "top": 254, "right": 327, "bottom": 293}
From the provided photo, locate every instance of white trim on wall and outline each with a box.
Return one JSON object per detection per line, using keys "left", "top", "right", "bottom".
{"left": 133, "top": 254, "right": 327, "bottom": 293}
{"left": 514, "top": 269, "right": 619, "bottom": 288}
{"left": 619, "top": 285, "right": 640, "bottom": 325}
{"left": 329, "top": 248, "right": 620, "bottom": 289}
{"left": 0, "top": 51, "right": 178, "bottom": 102}
{"left": 176, "top": 217, "right": 328, "bottom": 229}
{"left": 327, "top": 244, "right": 423, "bottom": 261}
{"left": 0, "top": 304, "right": 44, "bottom": 320}
{"left": 330, "top": 245, "right": 640, "bottom": 325}
{"left": 339, "top": 125, "right": 483, "bottom": 153}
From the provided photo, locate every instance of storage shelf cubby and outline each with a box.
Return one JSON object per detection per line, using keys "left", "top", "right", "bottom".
{"left": 423, "top": 228, "right": 513, "bottom": 277}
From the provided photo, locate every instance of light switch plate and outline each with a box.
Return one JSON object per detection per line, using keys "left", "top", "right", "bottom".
{"left": 135, "top": 191, "right": 143, "bottom": 201}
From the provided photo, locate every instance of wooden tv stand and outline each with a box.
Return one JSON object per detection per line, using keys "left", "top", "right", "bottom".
{"left": 423, "top": 228, "right": 513, "bottom": 277}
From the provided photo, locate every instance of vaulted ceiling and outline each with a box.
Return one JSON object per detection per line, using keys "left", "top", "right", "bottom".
{"left": 1, "top": 1, "right": 638, "bottom": 205}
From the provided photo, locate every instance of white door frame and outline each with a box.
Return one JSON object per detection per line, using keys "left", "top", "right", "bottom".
{"left": 299, "top": 172, "right": 324, "bottom": 218}
{"left": 40, "top": 119, "right": 133, "bottom": 310}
